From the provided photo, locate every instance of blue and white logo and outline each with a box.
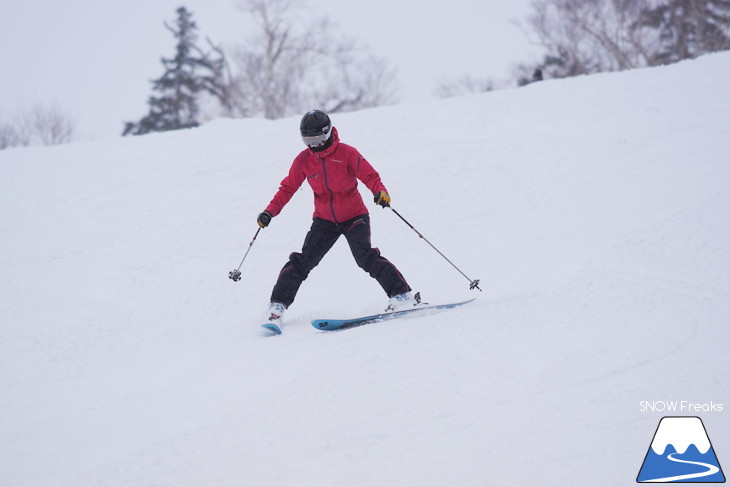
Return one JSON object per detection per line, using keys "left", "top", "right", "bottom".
{"left": 637, "top": 416, "right": 725, "bottom": 483}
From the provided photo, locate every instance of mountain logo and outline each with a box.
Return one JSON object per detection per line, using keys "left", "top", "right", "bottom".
{"left": 637, "top": 416, "right": 725, "bottom": 483}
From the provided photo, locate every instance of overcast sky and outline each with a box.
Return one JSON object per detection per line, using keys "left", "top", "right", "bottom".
{"left": 0, "top": 0, "right": 540, "bottom": 140}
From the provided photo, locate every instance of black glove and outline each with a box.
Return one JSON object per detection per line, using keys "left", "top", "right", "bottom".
{"left": 257, "top": 211, "right": 272, "bottom": 228}
{"left": 374, "top": 191, "right": 391, "bottom": 208}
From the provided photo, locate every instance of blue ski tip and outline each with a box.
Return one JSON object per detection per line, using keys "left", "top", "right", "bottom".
{"left": 261, "top": 323, "right": 282, "bottom": 335}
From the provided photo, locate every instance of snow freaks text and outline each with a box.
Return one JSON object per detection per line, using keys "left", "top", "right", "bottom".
{"left": 639, "top": 401, "right": 724, "bottom": 413}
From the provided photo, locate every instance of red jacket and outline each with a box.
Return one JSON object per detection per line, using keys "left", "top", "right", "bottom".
{"left": 265, "top": 127, "right": 387, "bottom": 223}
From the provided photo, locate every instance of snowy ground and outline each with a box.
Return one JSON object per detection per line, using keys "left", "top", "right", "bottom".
{"left": 1, "top": 53, "right": 729, "bottom": 486}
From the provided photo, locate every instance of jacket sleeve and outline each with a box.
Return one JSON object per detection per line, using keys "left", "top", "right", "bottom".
{"left": 353, "top": 151, "right": 388, "bottom": 195}
{"left": 265, "top": 155, "right": 306, "bottom": 217}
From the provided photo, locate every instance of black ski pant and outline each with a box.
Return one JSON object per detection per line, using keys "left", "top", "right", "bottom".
{"left": 270, "top": 214, "right": 411, "bottom": 308}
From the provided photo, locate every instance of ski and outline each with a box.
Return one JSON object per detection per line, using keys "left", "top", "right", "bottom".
{"left": 311, "top": 298, "right": 476, "bottom": 331}
{"left": 261, "top": 323, "right": 282, "bottom": 335}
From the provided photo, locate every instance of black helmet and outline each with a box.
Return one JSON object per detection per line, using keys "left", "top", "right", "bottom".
{"left": 300, "top": 109, "right": 332, "bottom": 149}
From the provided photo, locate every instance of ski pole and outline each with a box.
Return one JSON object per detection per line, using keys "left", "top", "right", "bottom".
{"left": 388, "top": 206, "right": 482, "bottom": 291}
{"left": 228, "top": 227, "right": 261, "bottom": 282}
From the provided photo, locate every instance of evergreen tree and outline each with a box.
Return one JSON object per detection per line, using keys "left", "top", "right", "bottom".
{"left": 124, "top": 7, "right": 229, "bottom": 136}
{"left": 640, "top": 0, "right": 730, "bottom": 65}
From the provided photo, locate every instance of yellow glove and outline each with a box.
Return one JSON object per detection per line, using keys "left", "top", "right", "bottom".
{"left": 374, "top": 191, "right": 391, "bottom": 208}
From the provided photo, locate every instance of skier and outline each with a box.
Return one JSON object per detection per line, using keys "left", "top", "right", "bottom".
{"left": 257, "top": 109, "right": 419, "bottom": 330}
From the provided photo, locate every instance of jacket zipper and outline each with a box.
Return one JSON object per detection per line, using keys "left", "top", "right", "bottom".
{"left": 320, "top": 156, "right": 338, "bottom": 223}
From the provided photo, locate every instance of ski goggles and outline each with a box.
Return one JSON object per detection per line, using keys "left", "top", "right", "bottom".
{"left": 302, "top": 126, "right": 332, "bottom": 148}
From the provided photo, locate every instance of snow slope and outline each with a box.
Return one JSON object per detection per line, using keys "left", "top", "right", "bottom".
{"left": 1, "top": 53, "right": 729, "bottom": 486}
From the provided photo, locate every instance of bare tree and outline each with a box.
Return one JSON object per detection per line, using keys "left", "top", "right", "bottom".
{"left": 518, "top": 0, "right": 730, "bottom": 85}
{"left": 231, "top": 0, "right": 306, "bottom": 119}
{"left": 316, "top": 55, "right": 399, "bottom": 112}
{"left": 0, "top": 111, "right": 29, "bottom": 150}
{"left": 639, "top": 0, "right": 730, "bottom": 64}
{"left": 0, "top": 104, "right": 75, "bottom": 150}
{"left": 198, "top": 39, "right": 238, "bottom": 117}
{"left": 0, "top": 123, "right": 21, "bottom": 150}
{"left": 519, "top": 0, "right": 662, "bottom": 80}
{"left": 31, "top": 104, "right": 75, "bottom": 145}
{"left": 434, "top": 75, "right": 495, "bottom": 98}
{"left": 229, "top": 0, "right": 399, "bottom": 119}
{"left": 0, "top": 108, "right": 34, "bottom": 150}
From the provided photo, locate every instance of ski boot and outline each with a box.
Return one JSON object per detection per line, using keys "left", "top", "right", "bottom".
{"left": 262, "top": 302, "right": 286, "bottom": 335}
{"left": 385, "top": 291, "right": 424, "bottom": 312}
